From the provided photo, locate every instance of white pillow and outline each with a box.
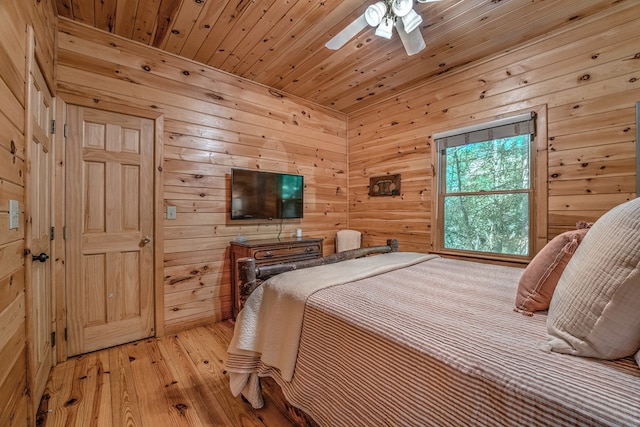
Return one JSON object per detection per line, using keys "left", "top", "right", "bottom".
{"left": 544, "top": 197, "right": 640, "bottom": 359}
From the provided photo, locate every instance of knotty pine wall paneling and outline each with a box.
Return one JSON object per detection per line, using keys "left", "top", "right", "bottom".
{"left": 0, "top": 0, "right": 57, "bottom": 424}
{"left": 56, "top": 19, "right": 348, "bottom": 334}
{"left": 347, "top": 1, "right": 639, "bottom": 253}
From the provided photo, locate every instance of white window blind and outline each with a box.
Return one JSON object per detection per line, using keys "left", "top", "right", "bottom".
{"left": 434, "top": 112, "right": 536, "bottom": 150}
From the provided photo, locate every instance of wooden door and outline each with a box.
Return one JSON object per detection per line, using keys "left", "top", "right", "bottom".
{"left": 26, "top": 55, "right": 53, "bottom": 411}
{"left": 66, "top": 106, "right": 155, "bottom": 356}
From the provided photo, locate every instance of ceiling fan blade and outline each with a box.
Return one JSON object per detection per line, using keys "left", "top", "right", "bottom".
{"left": 325, "top": 14, "right": 369, "bottom": 50}
{"left": 396, "top": 19, "right": 426, "bottom": 56}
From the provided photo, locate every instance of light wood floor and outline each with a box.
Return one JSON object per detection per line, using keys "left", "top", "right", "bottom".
{"left": 37, "top": 320, "right": 295, "bottom": 426}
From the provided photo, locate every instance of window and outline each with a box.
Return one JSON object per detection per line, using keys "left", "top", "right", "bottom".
{"left": 434, "top": 113, "right": 537, "bottom": 261}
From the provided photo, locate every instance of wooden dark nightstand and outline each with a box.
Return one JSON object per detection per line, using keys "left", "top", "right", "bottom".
{"left": 230, "top": 237, "right": 323, "bottom": 317}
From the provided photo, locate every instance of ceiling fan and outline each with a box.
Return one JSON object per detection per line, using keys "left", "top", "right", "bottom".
{"left": 325, "top": 0, "right": 443, "bottom": 56}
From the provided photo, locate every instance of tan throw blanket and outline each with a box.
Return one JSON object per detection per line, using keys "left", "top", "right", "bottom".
{"left": 226, "top": 252, "right": 437, "bottom": 405}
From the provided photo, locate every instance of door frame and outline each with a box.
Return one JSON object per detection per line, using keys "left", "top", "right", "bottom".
{"left": 24, "top": 25, "right": 55, "bottom": 420}
{"left": 54, "top": 98, "right": 165, "bottom": 361}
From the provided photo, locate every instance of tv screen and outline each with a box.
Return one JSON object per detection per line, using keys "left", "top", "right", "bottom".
{"left": 230, "top": 169, "right": 304, "bottom": 220}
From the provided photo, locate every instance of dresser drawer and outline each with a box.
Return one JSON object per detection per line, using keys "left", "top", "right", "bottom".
{"left": 230, "top": 237, "right": 323, "bottom": 317}
{"left": 253, "top": 242, "right": 322, "bottom": 261}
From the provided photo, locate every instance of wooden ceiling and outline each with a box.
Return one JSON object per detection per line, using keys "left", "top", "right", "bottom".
{"left": 54, "top": 0, "right": 620, "bottom": 114}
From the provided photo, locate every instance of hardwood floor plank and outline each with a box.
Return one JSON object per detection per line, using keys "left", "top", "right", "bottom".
{"left": 107, "top": 345, "right": 143, "bottom": 426}
{"left": 72, "top": 352, "right": 112, "bottom": 426}
{"left": 41, "top": 352, "right": 114, "bottom": 426}
{"left": 40, "top": 321, "right": 295, "bottom": 426}
{"left": 158, "top": 334, "right": 234, "bottom": 425}
{"left": 38, "top": 354, "right": 72, "bottom": 425}
{"left": 176, "top": 324, "right": 293, "bottom": 426}
{"left": 128, "top": 338, "right": 205, "bottom": 426}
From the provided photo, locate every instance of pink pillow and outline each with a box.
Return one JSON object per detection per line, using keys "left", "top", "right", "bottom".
{"left": 514, "top": 228, "right": 589, "bottom": 316}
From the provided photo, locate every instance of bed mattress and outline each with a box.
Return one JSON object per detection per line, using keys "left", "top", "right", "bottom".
{"left": 230, "top": 256, "right": 640, "bottom": 426}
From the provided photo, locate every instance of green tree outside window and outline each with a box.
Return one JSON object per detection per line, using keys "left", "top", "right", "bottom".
{"left": 441, "top": 135, "right": 531, "bottom": 256}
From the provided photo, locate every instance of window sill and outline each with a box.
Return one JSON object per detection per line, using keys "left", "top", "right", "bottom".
{"left": 430, "top": 249, "right": 530, "bottom": 267}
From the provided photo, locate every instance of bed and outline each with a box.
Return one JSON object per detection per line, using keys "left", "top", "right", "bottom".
{"left": 225, "top": 201, "right": 640, "bottom": 426}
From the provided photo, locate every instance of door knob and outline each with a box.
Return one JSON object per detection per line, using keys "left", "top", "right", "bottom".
{"left": 141, "top": 236, "right": 152, "bottom": 246}
{"left": 32, "top": 253, "right": 49, "bottom": 263}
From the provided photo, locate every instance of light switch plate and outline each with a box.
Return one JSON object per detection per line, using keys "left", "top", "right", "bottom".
{"left": 9, "top": 200, "right": 19, "bottom": 229}
{"left": 166, "top": 206, "right": 177, "bottom": 220}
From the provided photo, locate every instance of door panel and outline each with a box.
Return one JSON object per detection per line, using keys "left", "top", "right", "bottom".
{"left": 66, "top": 106, "right": 154, "bottom": 356}
{"left": 27, "top": 56, "right": 53, "bottom": 411}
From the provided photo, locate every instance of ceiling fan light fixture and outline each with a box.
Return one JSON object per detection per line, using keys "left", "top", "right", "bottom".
{"left": 402, "top": 9, "right": 423, "bottom": 33}
{"left": 375, "top": 17, "right": 394, "bottom": 39}
{"left": 391, "top": 0, "right": 414, "bottom": 17}
{"left": 365, "top": 2, "right": 388, "bottom": 27}
{"left": 325, "top": 0, "right": 441, "bottom": 53}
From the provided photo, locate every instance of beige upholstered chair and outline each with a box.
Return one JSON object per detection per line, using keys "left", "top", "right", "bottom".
{"left": 335, "top": 229, "right": 362, "bottom": 252}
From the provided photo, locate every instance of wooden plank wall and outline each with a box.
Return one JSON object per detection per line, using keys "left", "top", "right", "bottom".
{"left": 56, "top": 19, "right": 348, "bottom": 334}
{"left": 0, "top": 0, "right": 57, "bottom": 425}
{"left": 347, "top": 1, "right": 639, "bottom": 253}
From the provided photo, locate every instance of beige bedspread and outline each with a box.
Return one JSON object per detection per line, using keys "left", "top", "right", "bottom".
{"left": 227, "top": 255, "right": 640, "bottom": 426}
{"left": 226, "top": 252, "right": 436, "bottom": 404}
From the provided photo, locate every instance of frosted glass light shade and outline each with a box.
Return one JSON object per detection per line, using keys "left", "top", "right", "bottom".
{"left": 365, "top": 2, "right": 387, "bottom": 27}
{"left": 375, "top": 17, "right": 394, "bottom": 39}
{"left": 402, "top": 9, "right": 423, "bottom": 33}
{"left": 391, "top": 0, "right": 413, "bottom": 17}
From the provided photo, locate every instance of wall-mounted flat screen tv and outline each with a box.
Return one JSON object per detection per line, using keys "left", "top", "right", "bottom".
{"left": 230, "top": 168, "right": 304, "bottom": 220}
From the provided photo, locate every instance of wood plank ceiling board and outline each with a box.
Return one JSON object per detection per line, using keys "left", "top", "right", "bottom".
{"left": 246, "top": 1, "right": 367, "bottom": 86}
{"left": 94, "top": 0, "right": 117, "bottom": 33}
{"left": 55, "top": 0, "right": 72, "bottom": 19}
{"left": 114, "top": 0, "right": 139, "bottom": 39}
{"left": 55, "top": 0, "right": 629, "bottom": 113}
{"left": 70, "top": 0, "right": 94, "bottom": 24}
{"left": 152, "top": 0, "right": 184, "bottom": 48}
{"left": 159, "top": 0, "right": 205, "bottom": 54}
{"left": 176, "top": 0, "right": 227, "bottom": 59}
{"left": 208, "top": 0, "right": 281, "bottom": 71}
{"left": 230, "top": 0, "right": 331, "bottom": 77}
{"left": 132, "top": 0, "right": 163, "bottom": 45}
{"left": 217, "top": 0, "right": 293, "bottom": 73}
{"left": 192, "top": 1, "right": 257, "bottom": 65}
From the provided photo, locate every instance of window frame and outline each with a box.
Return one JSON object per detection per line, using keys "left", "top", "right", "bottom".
{"left": 431, "top": 106, "right": 548, "bottom": 264}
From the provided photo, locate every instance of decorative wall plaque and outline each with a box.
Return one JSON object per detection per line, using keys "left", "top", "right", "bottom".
{"left": 369, "top": 174, "right": 401, "bottom": 196}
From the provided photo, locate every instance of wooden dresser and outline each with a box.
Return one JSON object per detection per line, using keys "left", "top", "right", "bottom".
{"left": 230, "top": 237, "right": 324, "bottom": 317}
